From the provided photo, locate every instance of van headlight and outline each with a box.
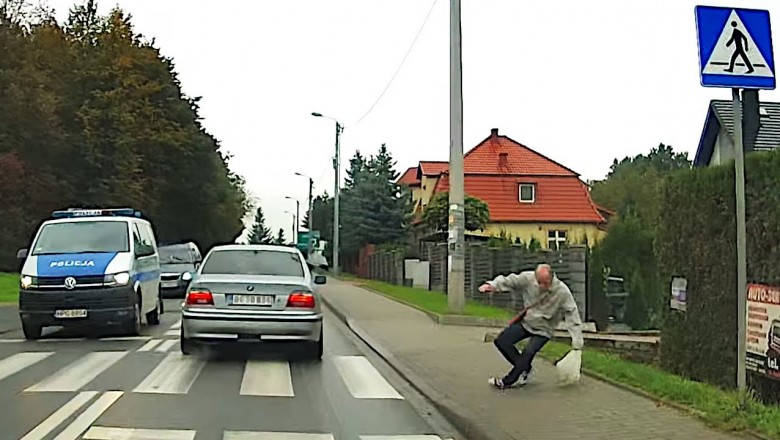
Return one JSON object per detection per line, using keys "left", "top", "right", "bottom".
{"left": 20, "top": 275, "right": 33, "bottom": 289}
{"left": 113, "top": 272, "right": 131, "bottom": 285}
{"left": 182, "top": 272, "right": 192, "bottom": 281}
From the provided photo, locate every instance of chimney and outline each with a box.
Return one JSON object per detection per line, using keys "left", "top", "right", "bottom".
{"left": 741, "top": 89, "right": 759, "bottom": 153}
{"left": 491, "top": 128, "right": 499, "bottom": 139}
{"left": 498, "top": 152, "right": 508, "bottom": 169}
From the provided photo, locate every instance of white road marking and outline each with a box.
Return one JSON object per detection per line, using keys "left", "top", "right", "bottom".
{"left": 240, "top": 360, "right": 294, "bottom": 397}
{"left": 54, "top": 391, "right": 123, "bottom": 440}
{"left": 19, "top": 391, "right": 98, "bottom": 440}
{"left": 25, "top": 351, "right": 127, "bottom": 392}
{"left": 170, "top": 319, "right": 182, "bottom": 330}
{"left": 155, "top": 339, "right": 177, "bottom": 352}
{"left": 224, "top": 432, "right": 334, "bottom": 440}
{"left": 83, "top": 426, "right": 197, "bottom": 440}
{"left": 164, "top": 329, "right": 179, "bottom": 336}
{"left": 0, "top": 339, "right": 25, "bottom": 343}
{"left": 100, "top": 336, "right": 150, "bottom": 342}
{"left": 359, "top": 437, "right": 444, "bottom": 440}
{"left": 0, "top": 352, "right": 53, "bottom": 381}
{"left": 137, "top": 339, "right": 162, "bottom": 352}
{"left": 133, "top": 352, "right": 205, "bottom": 394}
{"left": 333, "top": 355, "right": 404, "bottom": 399}
{"left": 37, "top": 338, "right": 85, "bottom": 342}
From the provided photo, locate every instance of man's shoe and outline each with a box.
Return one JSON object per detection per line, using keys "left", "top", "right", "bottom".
{"left": 488, "top": 377, "right": 511, "bottom": 389}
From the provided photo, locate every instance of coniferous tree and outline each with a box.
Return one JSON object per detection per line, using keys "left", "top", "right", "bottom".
{"left": 246, "top": 206, "right": 273, "bottom": 244}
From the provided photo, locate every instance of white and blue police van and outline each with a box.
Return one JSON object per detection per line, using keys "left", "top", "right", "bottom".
{"left": 17, "top": 208, "right": 163, "bottom": 339}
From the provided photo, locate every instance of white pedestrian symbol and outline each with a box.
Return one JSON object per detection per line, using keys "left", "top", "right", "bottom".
{"left": 702, "top": 10, "right": 774, "bottom": 78}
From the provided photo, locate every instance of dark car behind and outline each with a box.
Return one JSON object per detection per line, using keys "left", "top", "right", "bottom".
{"left": 159, "top": 242, "right": 201, "bottom": 298}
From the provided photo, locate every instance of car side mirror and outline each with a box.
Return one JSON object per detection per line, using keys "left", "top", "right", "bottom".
{"left": 314, "top": 275, "right": 327, "bottom": 285}
{"left": 16, "top": 248, "right": 28, "bottom": 259}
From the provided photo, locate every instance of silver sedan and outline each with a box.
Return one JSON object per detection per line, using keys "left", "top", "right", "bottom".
{"left": 180, "top": 244, "right": 326, "bottom": 359}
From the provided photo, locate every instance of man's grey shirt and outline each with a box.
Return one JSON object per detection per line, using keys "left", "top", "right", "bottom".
{"left": 488, "top": 271, "right": 584, "bottom": 349}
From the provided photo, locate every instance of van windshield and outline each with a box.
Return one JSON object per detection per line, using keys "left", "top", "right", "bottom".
{"left": 32, "top": 221, "right": 130, "bottom": 255}
{"left": 159, "top": 246, "right": 196, "bottom": 264}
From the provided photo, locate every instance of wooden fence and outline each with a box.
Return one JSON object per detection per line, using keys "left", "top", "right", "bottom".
{"left": 365, "top": 242, "right": 589, "bottom": 321}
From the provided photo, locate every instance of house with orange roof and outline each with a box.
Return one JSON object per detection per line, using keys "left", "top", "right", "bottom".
{"left": 397, "top": 128, "right": 610, "bottom": 249}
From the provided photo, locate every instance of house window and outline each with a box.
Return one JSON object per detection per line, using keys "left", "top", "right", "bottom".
{"left": 547, "top": 230, "right": 567, "bottom": 250}
{"left": 519, "top": 184, "right": 535, "bottom": 203}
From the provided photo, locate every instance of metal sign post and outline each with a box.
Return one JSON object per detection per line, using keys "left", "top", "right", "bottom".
{"left": 695, "top": 5, "right": 775, "bottom": 393}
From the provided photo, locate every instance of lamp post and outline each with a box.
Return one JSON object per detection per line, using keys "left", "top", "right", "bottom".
{"left": 284, "top": 196, "right": 300, "bottom": 244}
{"left": 311, "top": 112, "right": 343, "bottom": 275}
{"left": 283, "top": 210, "right": 296, "bottom": 245}
{"left": 295, "top": 172, "right": 314, "bottom": 256}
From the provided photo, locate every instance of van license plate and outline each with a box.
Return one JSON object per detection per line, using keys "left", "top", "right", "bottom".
{"left": 232, "top": 295, "right": 273, "bottom": 306}
{"left": 54, "top": 309, "right": 87, "bottom": 318}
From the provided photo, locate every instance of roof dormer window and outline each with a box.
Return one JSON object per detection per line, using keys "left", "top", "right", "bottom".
{"left": 519, "top": 183, "right": 535, "bottom": 203}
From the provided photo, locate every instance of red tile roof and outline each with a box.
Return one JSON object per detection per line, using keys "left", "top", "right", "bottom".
{"left": 397, "top": 167, "right": 420, "bottom": 186}
{"left": 463, "top": 130, "right": 578, "bottom": 176}
{"left": 418, "top": 161, "right": 449, "bottom": 177}
{"left": 433, "top": 173, "right": 605, "bottom": 223}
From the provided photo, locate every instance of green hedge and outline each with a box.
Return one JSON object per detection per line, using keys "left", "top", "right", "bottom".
{"left": 657, "top": 150, "right": 780, "bottom": 402}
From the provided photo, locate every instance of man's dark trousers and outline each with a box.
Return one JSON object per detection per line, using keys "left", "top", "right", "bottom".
{"left": 494, "top": 322, "right": 549, "bottom": 385}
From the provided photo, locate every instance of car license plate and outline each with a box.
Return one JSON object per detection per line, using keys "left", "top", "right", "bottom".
{"left": 161, "top": 281, "right": 178, "bottom": 288}
{"left": 54, "top": 309, "right": 87, "bottom": 318}
{"left": 231, "top": 294, "right": 273, "bottom": 306}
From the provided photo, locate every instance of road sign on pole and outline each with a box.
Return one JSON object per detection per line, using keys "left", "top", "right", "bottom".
{"left": 695, "top": 6, "right": 775, "bottom": 89}
{"left": 695, "top": 5, "right": 774, "bottom": 395}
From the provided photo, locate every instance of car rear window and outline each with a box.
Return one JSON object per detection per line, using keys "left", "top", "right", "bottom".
{"left": 200, "top": 249, "right": 304, "bottom": 277}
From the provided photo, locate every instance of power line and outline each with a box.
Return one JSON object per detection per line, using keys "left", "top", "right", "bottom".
{"left": 352, "top": 0, "right": 439, "bottom": 126}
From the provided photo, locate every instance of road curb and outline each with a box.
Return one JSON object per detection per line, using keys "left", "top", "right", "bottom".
{"left": 322, "top": 295, "right": 514, "bottom": 440}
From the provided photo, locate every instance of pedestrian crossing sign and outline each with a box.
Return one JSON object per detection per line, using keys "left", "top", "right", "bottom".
{"left": 695, "top": 5, "right": 775, "bottom": 90}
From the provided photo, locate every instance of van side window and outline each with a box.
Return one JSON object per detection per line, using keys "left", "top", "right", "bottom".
{"left": 141, "top": 224, "right": 157, "bottom": 252}
{"left": 134, "top": 223, "right": 154, "bottom": 257}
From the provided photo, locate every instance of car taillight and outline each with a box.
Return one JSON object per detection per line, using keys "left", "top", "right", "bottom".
{"left": 287, "top": 291, "right": 315, "bottom": 308}
{"left": 186, "top": 289, "right": 213, "bottom": 305}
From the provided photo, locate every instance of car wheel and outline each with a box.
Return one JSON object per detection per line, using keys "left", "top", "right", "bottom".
{"left": 311, "top": 331, "right": 323, "bottom": 360}
{"left": 125, "top": 301, "right": 142, "bottom": 336}
{"left": 22, "top": 320, "right": 42, "bottom": 340}
{"left": 180, "top": 327, "right": 193, "bottom": 355}
{"left": 146, "top": 297, "right": 161, "bottom": 326}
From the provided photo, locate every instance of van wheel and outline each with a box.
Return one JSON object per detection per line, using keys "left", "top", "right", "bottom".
{"left": 22, "top": 320, "right": 42, "bottom": 340}
{"left": 146, "top": 296, "right": 161, "bottom": 326}
{"left": 125, "top": 301, "right": 142, "bottom": 336}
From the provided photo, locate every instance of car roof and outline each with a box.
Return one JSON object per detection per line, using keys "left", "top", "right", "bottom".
{"left": 209, "top": 244, "right": 299, "bottom": 254}
{"left": 42, "top": 216, "right": 139, "bottom": 225}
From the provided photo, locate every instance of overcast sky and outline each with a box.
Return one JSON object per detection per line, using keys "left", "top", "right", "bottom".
{"left": 47, "top": 0, "right": 780, "bottom": 240}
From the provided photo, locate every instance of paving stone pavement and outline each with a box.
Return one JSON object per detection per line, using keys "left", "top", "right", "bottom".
{"left": 320, "top": 279, "right": 751, "bottom": 440}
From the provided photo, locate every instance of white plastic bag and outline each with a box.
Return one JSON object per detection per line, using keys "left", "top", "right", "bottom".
{"left": 555, "top": 349, "right": 582, "bottom": 385}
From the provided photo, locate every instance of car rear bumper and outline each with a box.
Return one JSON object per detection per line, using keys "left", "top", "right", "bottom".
{"left": 19, "top": 286, "right": 136, "bottom": 328}
{"left": 181, "top": 309, "right": 323, "bottom": 342}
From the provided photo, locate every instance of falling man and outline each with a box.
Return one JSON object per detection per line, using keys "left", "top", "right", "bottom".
{"left": 479, "top": 264, "right": 584, "bottom": 389}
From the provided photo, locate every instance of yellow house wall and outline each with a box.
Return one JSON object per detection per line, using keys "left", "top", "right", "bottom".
{"left": 474, "top": 222, "right": 606, "bottom": 248}
{"left": 416, "top": 175, "right": 440, "bottom": 207}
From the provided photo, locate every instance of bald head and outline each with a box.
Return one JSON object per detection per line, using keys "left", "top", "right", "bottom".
{"left": 535, "top": 264, "right": 553, "bottom": 291}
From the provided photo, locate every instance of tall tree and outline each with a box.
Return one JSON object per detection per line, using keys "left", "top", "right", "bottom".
{"left": 274, "top": 228, "right": 286, "bottom": 245}
{"left": 246, "top": 206, "right": 273, "bottom": 244}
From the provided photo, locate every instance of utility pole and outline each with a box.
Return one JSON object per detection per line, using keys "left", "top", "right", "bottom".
{"left": 447, "top": 0, "right": 465, "bottom": 312}
{"left": 285, "top": 196, "right": 300, "bottom": 244}
{"left": 294, "top": 172, "right": 315, "bottom": 258}
{"left": 333, "top": 121, "right": 343, "bottom": 276}
{"left": 311, "top": 112, "right": 343, "bottom": 276}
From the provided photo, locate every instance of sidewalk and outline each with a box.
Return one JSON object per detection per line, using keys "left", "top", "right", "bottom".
{"left": 321, "top": 279, "right": 749, "bottom": 440}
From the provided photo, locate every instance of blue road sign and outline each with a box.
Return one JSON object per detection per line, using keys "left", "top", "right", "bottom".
{"left": 695, "top": 5, "right": 775, "bottom": 90}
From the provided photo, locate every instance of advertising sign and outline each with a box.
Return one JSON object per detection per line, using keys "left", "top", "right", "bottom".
{"left": 746, "top": 283, "right": 780, "bottom": 380}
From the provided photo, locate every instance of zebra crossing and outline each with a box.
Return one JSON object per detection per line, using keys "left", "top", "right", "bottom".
{"left": 0, "top": 349, "right": 407, "bottom": 399}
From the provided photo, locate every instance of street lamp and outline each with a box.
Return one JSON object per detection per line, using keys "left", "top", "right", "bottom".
{"left": 284, "top": 196, "right": 300, "bottom": 244}
{"left": 311, "top": 112, "right": 344, "bottom": 275}
{"left": 295, "top": 172, "right": 315, "bottom": 257}
{"left": 283, "top": 210, "right": 296, "bottom": 245}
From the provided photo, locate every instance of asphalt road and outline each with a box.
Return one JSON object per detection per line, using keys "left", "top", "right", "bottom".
{"left": 0, "top": 299, "right": 457, "bottom": 440}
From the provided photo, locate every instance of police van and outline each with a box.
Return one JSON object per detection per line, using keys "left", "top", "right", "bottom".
{"left": 17, "top": 208, "right": 163, "bottom": 339}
